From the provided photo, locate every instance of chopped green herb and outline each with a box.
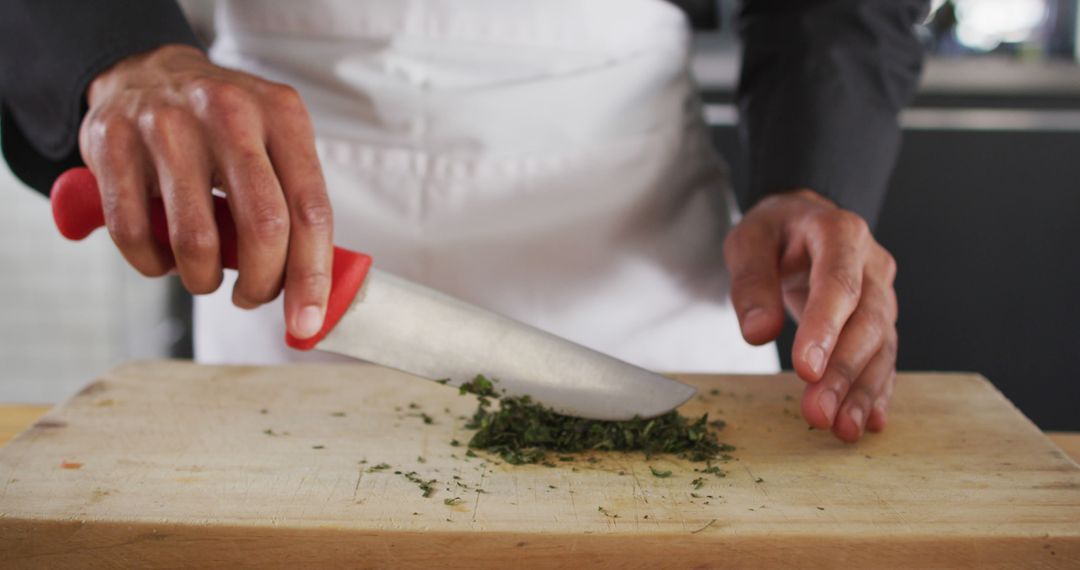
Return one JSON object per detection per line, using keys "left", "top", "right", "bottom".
{"left": 650, "top": 466, "right": 673, "bottom": 478}
{"left": 420, "top": 413, "right": 434, "bottom": 425}
{"left": 331, "top": 411, "right": 346, "bottom": 417}
{"left": 598, "top": 506, "right": 619, "bottom": 518}
{"left": 695, "top": 465, "right": 727, "bottom": 478}
{"left": 709, "top": 389, "right": 720, "bottom": 396}
{"left": 709, "top": 419, "right": 726, "bottom": 430}
{"left": 457, "top": 374, "right": 734, "bottom": 465}
{"left": 690, "top": 492, "right": 703, "bottom": 498}
{"left": 409, "top": 403, "right": 420, "bottom": 409}
{"left": 450, "top": 439, "right": 461, "bottom": 447}
{"left": 691, "top": 477, "right": 705, "bottom": 489}
{"left": 312, "top": 445, "right": 325, "bottom": 450}
{"left": 755, "top": 477, "right": 764, "bottom": 483}
{"left": 401, "top": 471, "right": 437, "bottom": 497}
{"left": 558, "top": 455, "right": 575, "bottom": 462}
{"left": 444, "top": 497, "right": 464, "bottom": 506}
{"left": 548, "top": 485, "right": 557, "bottom": 489}
{"left": 367, "top": 463, "right": 391, "bottom": 473}
{"left": 465, "top": 450, "right": 478, "bottom": 458}
{"left": 417, "top": 456, "right": 426, "bottom": 463}
{"left": 436, "top": 378, "right": 451, "bottom": 385}
{"left": 259, "top": 408, "right": 268, "bottom": 415}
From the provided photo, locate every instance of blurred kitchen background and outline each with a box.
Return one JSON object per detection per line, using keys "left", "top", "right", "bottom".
{"left": 2, "top": 0, "right": 1078, "bottom": 429}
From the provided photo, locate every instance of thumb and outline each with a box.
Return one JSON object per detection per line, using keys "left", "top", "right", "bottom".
{"left": 723, "top": 220, "right": 785, "bottom": 345}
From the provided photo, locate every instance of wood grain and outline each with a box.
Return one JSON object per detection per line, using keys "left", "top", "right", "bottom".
{"left": 0, "top": 361, "right": 1077, "bottom": 568}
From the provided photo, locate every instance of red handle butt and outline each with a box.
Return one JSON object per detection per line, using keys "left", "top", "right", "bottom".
{"left": 51, "top": 168, "right": 106, "bottom": 240}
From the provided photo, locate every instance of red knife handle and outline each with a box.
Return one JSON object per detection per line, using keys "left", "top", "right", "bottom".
{"left": 50, "top": 166, "right": 372, "bottom": 350}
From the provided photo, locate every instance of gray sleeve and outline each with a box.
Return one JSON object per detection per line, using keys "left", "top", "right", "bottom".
{"left": 735, "top": 0, "right": 928, "bottom": 227}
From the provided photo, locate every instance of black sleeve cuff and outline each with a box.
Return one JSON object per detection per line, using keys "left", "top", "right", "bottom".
{"left": 0, "top": 0, "right": 202, "bottom": 195}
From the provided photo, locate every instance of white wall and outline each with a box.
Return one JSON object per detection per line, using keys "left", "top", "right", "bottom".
{"left": 0, "top": 152, "right": 180, "bottom": 403}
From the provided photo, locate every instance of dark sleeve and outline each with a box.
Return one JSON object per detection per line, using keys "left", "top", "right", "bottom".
{"left": 0, "top": 0, "right": 201, "bottom": 196}
{"left": 735, "top": 0, "right": 928, "bottom": 227}
{"left": 667, "top": 0, "right": 720, "bottom": 30}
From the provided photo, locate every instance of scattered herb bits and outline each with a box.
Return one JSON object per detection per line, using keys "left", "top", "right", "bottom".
{"left": 444, "top": 497, "right": 464, "bottom": 506}
{"left": 650, "top": 466, "right": 673, "bottom": 478}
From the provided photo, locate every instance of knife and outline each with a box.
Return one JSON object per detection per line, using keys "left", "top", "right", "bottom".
{"left": 50, "top": 167, "right": 697, "bottom": 420}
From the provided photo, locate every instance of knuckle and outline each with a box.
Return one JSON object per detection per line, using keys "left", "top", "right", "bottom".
{"left": 250, "top": 205, "right": 290, "bottom": 241}
{"left": 828, "top": 358, "right": 860, "bottom": 389}
{"left": 855, "top": 309, "right": 888, "bottom": 344}
{"left": 192, "top": 81, "right": 258, "bottom": 133}
{"left": 723, "top": 221, "right": 769, "bottom": 260}
{"left": 264, "top": 82, "right": 305, "bottom": 111}
{"left": 730, "top": 269, "right": 772, "bottom": 293}
{"left": 106, "top": 216, "right": 151, "bottom": 250}
{"left": 292, "top": 194, "right": 333, "bottom": 230}
{"left": 171, "top": 228, "right": 219, "bottom": 261}
{"left": 829, "top": 209, "right": 870, "bottom": 239}
{"left": 138, "top": 105, "right": 190, "bottom": 137}
{"left": 87, "top": 114, "right": 138, "bottom": 153}
{"left": 881, "top": 250, "right": 898, "bottom": 283}
{"left": 827, "top": 268, "right": 862, "bottom": 302}
{"left": 199, "top": 81, "right": 254, "bottom": 113}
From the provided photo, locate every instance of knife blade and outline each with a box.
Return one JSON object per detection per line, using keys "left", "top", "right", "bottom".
{"left": 51, "top": 167, "right": 697, "bottom": 420}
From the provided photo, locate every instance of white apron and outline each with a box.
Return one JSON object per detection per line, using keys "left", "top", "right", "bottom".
{"left": 197, "top": 0, "right": 779, "bottom": 373}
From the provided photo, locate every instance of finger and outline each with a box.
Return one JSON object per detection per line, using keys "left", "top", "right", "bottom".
{"left": 833, "top": 341, "right": 897, "bottom": 442}
{"left": 801, "top": 274, "right": 896, "bottom": 429}
{"left": 723, "top": 219, "right": 785, "bottom": 345}
{"left": 82, "top": 115, "right": 171, "bottom": 277}
{"left": 791, "top": 210, "right": 871, "bottom": 381}
{"left": 866, "top": 370, "right": 895, "bottom": 433}
{"left": 139, "top": 106, "right": 222, "bottom": 294}
{"left": 203, "top": 86, "right": 291, "bottom": 309}
{"left": 264, "top": 84, "right": 333, "bottom": 339}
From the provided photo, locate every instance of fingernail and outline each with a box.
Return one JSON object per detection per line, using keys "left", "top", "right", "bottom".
{"left": 806, "top": 345, "right": 827, "bottom": 377}
{"left": 818, "top": 390, "right": 838, "bottom": 424}
{"left": 743, "top": 307, "right": 768, "bottom": 334}
{"left": 294, "top": 305, "right": 324, "bottom": 339}
{"left": 849, "top": 406, "right": 865, "bottom": 431}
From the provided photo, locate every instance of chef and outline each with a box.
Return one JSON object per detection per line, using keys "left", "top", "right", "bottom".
{"left": 0, "top": 0, "right": 925, "bottom": 442}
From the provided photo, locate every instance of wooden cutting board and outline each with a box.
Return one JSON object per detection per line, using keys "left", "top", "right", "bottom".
{"left": 1, "top": 361, "right": 1077, "bottom": 568}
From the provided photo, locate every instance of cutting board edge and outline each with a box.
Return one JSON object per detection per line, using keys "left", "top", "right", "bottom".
{"left": 1, "top": 517, "right": 1077, "bottom": 569}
